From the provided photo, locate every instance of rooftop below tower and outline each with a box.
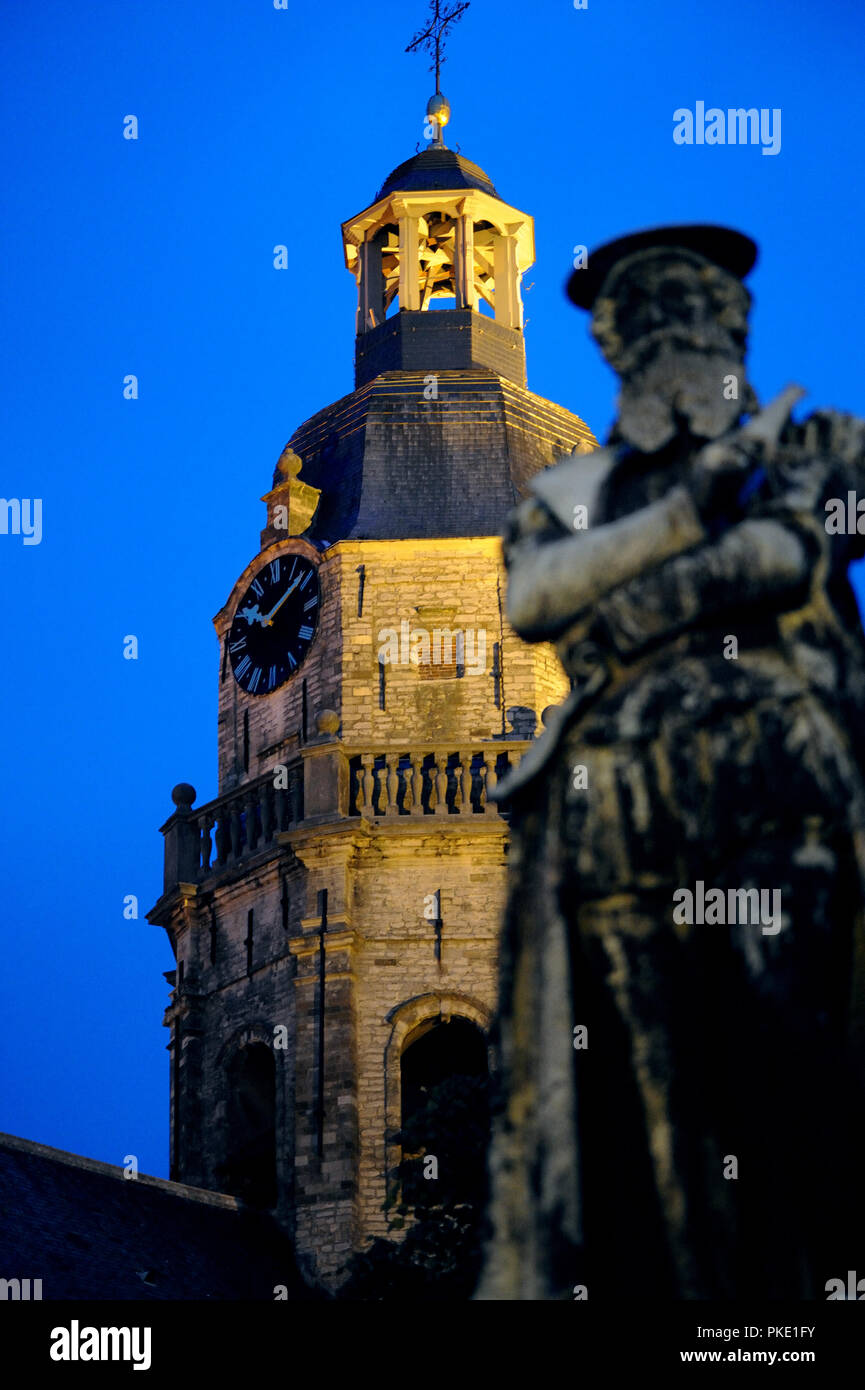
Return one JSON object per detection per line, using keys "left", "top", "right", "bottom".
{"left": 265, "top": 369, "right": 596, "bottom": 545}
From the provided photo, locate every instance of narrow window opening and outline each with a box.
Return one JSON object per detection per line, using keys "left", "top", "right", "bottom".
{"left": 356, "top": 564, "right": 366, "bottom": 617}
{"left": 245, "top": 909, "right": 254, "bottom": 977}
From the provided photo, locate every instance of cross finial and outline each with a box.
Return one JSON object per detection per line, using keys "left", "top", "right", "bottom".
{"left": 406, "top": 0, "right": 469, "bottom": 95}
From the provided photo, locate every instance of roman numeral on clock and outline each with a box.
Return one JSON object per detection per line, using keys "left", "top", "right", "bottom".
{"left": 236, "top": 655, "right": 251, "bottom": 678}
{"left": 248, "top": 667, "right": 262, "bottom": 694}
{"left": 298, "top": 624, "right": 314, "bottom": 641}
{"left": 269, "top": 559, "right": 280, "bottom": 583}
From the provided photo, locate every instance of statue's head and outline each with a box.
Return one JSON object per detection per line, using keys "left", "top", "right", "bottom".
{"left": 567, "top": 226, "right": 758, "bottom": 453}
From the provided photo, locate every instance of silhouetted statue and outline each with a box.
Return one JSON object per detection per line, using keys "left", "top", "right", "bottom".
{"left": 478, "top": 226, "right": 865, "bottom": 1300}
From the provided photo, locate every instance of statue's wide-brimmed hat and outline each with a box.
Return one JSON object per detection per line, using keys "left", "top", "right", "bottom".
{"left": 566, "top": 224, "right": 758, "bottom": 310}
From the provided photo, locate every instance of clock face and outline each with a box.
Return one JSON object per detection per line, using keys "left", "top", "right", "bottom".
{"left": 227, "top": 553, "right": 320, "bottom": 695}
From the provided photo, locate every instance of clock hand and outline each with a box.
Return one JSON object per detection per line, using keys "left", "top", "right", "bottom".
{"left": 263, "top": 574, "right": 303, "bottom": 625}
{"left": 238, "top": 603, "right": 267, "bottom": 627}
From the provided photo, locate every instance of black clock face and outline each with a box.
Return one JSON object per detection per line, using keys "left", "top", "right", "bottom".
{"left": 228, "top": 554, "right": 320, "bottom": 694}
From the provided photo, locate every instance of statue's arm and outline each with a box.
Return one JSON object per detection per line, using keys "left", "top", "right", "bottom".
{"left": 588, "top": 409, "right": 865, "bottom": 657}
{"left": 504, "top": 485, "right": 706, "bottom": 641}
{"left": 593, "top": 514, "right": 813, "bottom": 656}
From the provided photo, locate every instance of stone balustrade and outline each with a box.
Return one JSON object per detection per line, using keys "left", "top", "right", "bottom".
{"left": 348, "top": 743, "right": 529, "bottom": 818}
{"left": 161, "top": 766, "right": 303, "bottom": 890}
{"left": 161, "top": 741, "right": 527, "bottom": 894}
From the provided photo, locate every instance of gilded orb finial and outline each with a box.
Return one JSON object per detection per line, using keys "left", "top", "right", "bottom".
{"left": 426, "top": 92, "right": 451, "bottom": 136}
{"left": 277, "top": 447, "right": 303, "bottom": 481}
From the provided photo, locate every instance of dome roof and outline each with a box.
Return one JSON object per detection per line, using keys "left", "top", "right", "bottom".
{"left": 374, "top": 147, "right": 499, "bottom": 201}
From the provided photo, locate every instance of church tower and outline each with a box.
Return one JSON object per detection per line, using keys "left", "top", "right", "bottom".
{"left": 148, "top": 88, "right": 596, "bottom": 1287}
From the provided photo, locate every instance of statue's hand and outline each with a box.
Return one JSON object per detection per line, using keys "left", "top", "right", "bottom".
{"left": 690, "top": 386, "right": 808, "bottom": 525}
{"left": 690, "top": 436, "right": 762, "bottom": 524}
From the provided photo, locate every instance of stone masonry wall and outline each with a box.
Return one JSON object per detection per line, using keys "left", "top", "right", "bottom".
{"left": 168, "top": 530, "right": 571, "bottom": 1287}
{"left": 213, "top": 535, "right": 569, "bottom": 796}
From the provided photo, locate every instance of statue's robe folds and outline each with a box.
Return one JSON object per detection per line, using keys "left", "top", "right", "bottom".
{"left": 478, "top": 412, "right": 865, "bottom": 1300}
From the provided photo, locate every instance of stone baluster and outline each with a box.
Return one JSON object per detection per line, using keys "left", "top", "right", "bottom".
{"left": 229, "top": 799, "right": 242, "bottom": 860}
{"left": 385, "top": 754, "right": 400, "bottom": 814}
{"left": 403, "top": 752, "right": 421, "bottom": 815}
{"left": 402, "top": 755, "right": 414, "bottom": 813}
{"left": 483, "top": 751, "right": 499, "bottom": 815}
{"left": 453, "top": 756, "right": 465, "bottom": 812}
{"left": 260, "top": 782, "right": 273, "bottom": 843}
{"left": 215, "top": 811, "right": 228, "bottom": 866}
{"left": 375, "top": 761, "right": 389, "bottom": 814}
{"left": 428, "top": 753, "right": 440, "bottom": 814}
{"left": 200, "top": 813, "right": 214, "bottom": 873}
{"left": 410, "top": 753, "right": 424, "bottom": 815}
{"left": 459, "top": 756, "right": 472, "bottom": 814}
{"left": 433, "top": 751, "right": 449, "bottom": 816}
{"left": 359, "top": 754, "right": 376, "bottom": 819}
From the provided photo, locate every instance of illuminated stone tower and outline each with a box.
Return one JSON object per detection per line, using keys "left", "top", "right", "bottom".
{"left": 148, "top": 91, "right": 596, "bottom": 1286}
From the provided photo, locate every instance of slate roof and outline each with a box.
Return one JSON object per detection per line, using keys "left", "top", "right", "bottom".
{"left": 374, "top": 147, "right": 499, "bottom": 200}
{"left": 0, "top": 1132, "right": 315, "bottom": 1301}
{"left": 274, "top": 369, "right": 597, "bottom": 543}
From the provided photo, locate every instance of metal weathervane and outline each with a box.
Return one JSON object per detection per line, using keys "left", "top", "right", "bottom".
{"left": 406, "top": 0, "right": 469, "bottom": 95}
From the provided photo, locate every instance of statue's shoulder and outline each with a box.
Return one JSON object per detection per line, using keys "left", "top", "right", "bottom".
{"left": 527, "top": 445, "right": 619, "bottom": 531}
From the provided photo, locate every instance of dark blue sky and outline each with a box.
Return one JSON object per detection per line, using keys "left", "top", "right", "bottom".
{"left": 2, "top": 0, "right": 863, "bottom": 1177}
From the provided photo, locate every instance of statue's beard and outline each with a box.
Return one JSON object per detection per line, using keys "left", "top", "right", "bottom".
{"left": 612, "top": 333, "right": 749, "bottom": 454}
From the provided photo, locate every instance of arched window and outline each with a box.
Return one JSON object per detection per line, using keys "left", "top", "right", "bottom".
{"left": 222, "top": 1043, "right": 277, "bottom": 1208}
{"left": 398, "top": 1016, "right": 490, "bottom": 1211}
